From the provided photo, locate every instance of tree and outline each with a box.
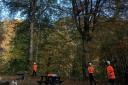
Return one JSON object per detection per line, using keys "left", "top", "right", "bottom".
{"left": 1, "top": 0, "right": 73, "bottom": 73}
{"left": 2, "top": 0, "right": 70, "bottom": 62}
{"left": 71, "top": 0, "right": 106, "bottom": 77}
{"left": 29, "top": 0, "right": 35, "bottom": 64}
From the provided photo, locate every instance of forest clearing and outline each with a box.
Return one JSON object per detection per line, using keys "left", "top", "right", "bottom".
{"left": 0, "top": 0, "right": 128, "bottom": 85}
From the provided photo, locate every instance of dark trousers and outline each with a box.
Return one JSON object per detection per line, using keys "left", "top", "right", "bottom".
{"left": 108, "top": 79, "right": 115, "bottom": 85}
{"left": 89, "top": 73, "right": 96, "bottom": 85}
{"left": 33, "top": 70, "right": 37, "bottom": 77}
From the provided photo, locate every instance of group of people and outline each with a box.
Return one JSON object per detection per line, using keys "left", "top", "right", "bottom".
{"left": 32, "top": 61, "right": 128, "bottom": 85}
{"left": 87, "top": 61, "right": 116, "bottom": 85}
{"left": 32, "top": 62, "right": 57, "bottom": 77}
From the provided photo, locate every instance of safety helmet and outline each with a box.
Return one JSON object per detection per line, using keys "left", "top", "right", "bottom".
{"left": 88, "top": 62, "right": 92, "bottom": 66}
{"left": 107, "top": 61, "right": 110, "bottom": 65}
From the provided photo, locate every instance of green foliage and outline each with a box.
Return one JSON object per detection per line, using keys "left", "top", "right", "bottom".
{"left": 0, "top": 21, "right": 31, "bottom": 74}
{"left": 1, "top": 0, "right": 128, "bottom": 82}
{"left": 37, "top": 28, "right": 77, "bottom": 77}
{"left": 4, "top": 59, "right": 27, "bottom": 74}
{"left": 93, "top": 21, "right": 128, "bottom": 82}
{"left": 12, "top": 22, "right": 30, "bottom": 59}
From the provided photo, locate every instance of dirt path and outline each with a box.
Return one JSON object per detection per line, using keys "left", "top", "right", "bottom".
{"left": 17, "top": 79, "right": 87, "bottom": 85}
{"left": 0, "top": 76, "right": 107, "bottom": 85}
{"left": 17, "top": 79, "right": 107, "bottom": 85}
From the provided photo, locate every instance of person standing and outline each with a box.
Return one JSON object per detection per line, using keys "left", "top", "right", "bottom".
{"left": 106, "top": 61, "right": 116, "bottom": 85}
{"left": 88, "top": 62, "right": 96, "bottom": 85}
{"left": 33, "top": 62, "right": 37, "bottom": 77}
{"left": 11, "top": 80, "right": 17, "bottom": 85}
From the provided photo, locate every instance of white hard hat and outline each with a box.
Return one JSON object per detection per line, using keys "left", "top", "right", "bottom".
{"left": 89, "top": 62, "right": 92, "bottom": 66}
{"left": 34, "top": 62, "right": 36, "bottom": 64}
{"left": 107, "top": 61, "right": 110, "bottom": 65}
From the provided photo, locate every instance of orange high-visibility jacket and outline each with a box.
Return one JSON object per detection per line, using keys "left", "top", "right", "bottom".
{"left": 88, "top": 66, "right": 94, "bottom": 74}
{"left": 107, "top": 65, "right": 116, "bottom": 79}
{"left": 33, "top": 64, "right": 37, "bottom": 72}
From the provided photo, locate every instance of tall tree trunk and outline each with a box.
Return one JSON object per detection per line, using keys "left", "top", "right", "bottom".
{"left": 29, "top": 0, "right": 36, "bottom": 62}
{"left": 29, "top": 23, "right": 34, "bottom": 61}
{"left": 81, "top": 36, "right": 87, "bottom": 78}
{"left": 72, "top": 0, "right": 102, "bottom": 79}
{"left": 35, "top": 29, "right": 40, "bottom": 62}
{"left": 35, "top": 0, "right": 41, "bottom": 63}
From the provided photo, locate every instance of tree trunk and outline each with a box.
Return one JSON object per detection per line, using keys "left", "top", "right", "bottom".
{"left": 29, "top": 0, "right": 36, "bottom": 62}
{"left": 29, "top": 22, "right": 34, "bottom": 61}
{"left": 81, "top": 36, "right": 87, "bottom": 78}
{"left": 35, "top": 29, "right": 40, "bottom": 62}
{"left": 72, "top": 0, "right": 102, "bottom": 79}
{"left": 81, "top": 32, "right": 89, "bottom": 79}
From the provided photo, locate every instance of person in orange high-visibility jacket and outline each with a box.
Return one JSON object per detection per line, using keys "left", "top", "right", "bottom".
{"left": 33, "top": 62, "right": 37, "bottom": 77}
{"left": 106, "top": 61, "right": 116, "bottom": 85}
{"left": 88, "top": 62, "right": 96, "bottom": 85}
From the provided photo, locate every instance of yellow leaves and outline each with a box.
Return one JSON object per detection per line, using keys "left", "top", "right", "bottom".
{"left": 1, "top": 20, "right": 21, "bottom": 63}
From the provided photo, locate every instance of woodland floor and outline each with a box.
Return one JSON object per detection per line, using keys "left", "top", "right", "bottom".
{"left": 0, "top": 76, "right": 116, "bottom": 85}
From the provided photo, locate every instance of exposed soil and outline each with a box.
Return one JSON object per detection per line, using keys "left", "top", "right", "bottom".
{"left": 0, "top": 76, "right": 110, "bottom": 85}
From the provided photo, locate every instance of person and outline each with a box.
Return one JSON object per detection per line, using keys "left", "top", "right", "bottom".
{"left": 106, "top": 61, "right": 116, "bottom": 85}
{"left": 33, "top": 62, "right": 37, "bottom": 77}
{"left": 11, "top": 80, "right": 17, "bottom": 85}
{"left": 88, "top": 62, "right": 96, "bottom": 85}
